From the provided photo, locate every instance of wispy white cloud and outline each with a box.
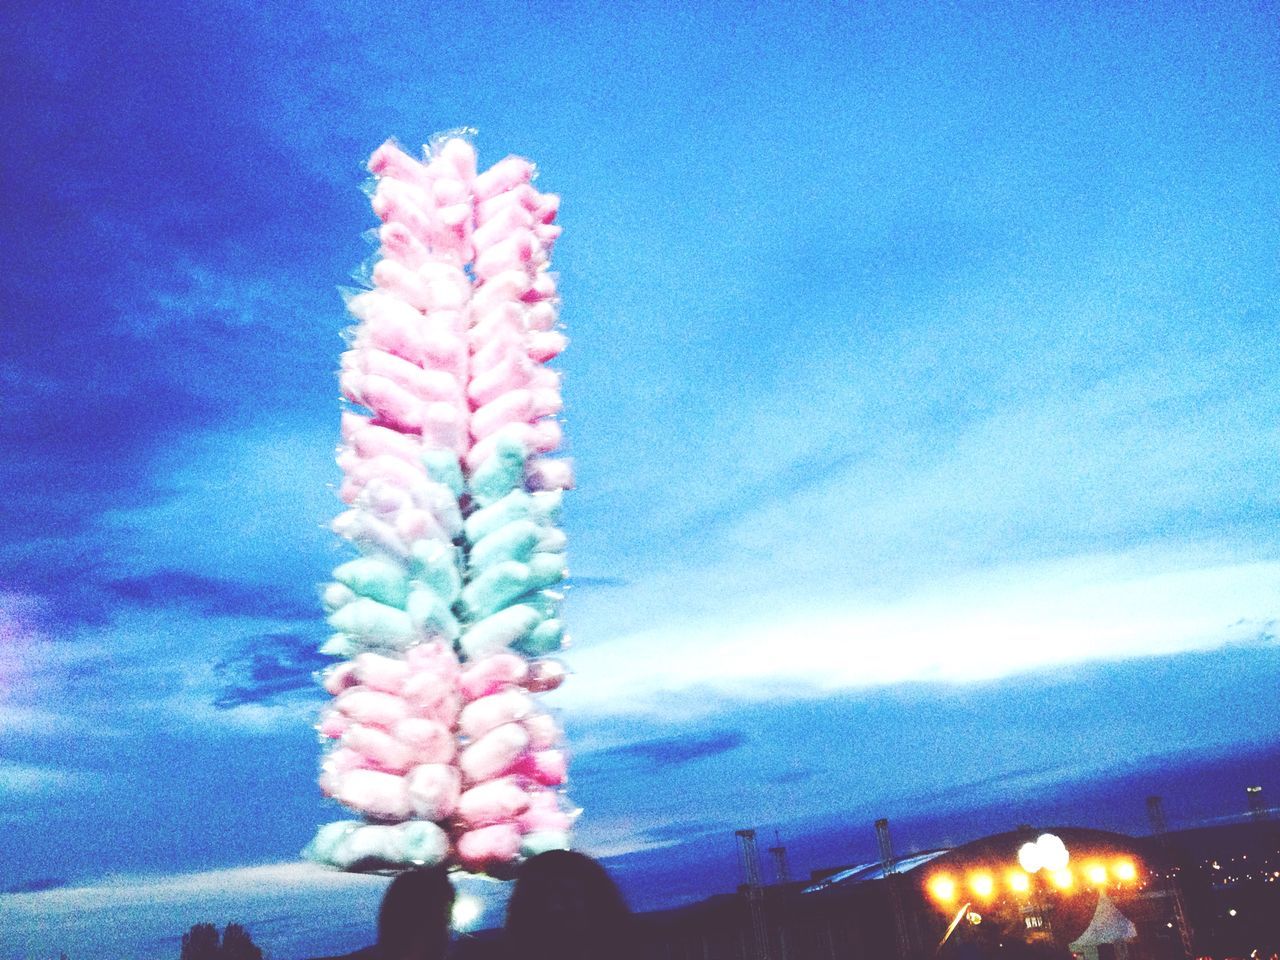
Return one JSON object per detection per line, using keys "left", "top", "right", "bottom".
{"left": 559, "top": 548, "right": 1280, "bottom": 716}
{"left": 0, "top": 760, "right": 98, "bottom": 797}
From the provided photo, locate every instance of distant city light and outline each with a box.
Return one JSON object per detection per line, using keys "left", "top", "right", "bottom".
{"left": 970, "top": 872, "right": 995, "bottom": 898}
{"left": 928, "top": 874, "right": 958, "bottom": 904}
{"left": 1228, "top": 908, "right": 1238, "bottom": 917}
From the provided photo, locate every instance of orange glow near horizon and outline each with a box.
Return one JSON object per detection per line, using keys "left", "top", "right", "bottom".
{"left": 1050, "top": 868, "right": 1074, "bottom": 890}
{"left": 1008, "top": 870, "right": 1031, "bottom": 893}
{"left": 1086, "top": 863, "right": 1109, "bottom": 885}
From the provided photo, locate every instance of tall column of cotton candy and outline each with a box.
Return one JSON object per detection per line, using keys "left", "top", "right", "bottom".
{"left": 451, "top": 158, "right": 576, "bottom": 872}
{"left": 306, "top": 138, "right": 477, "bottom": 872}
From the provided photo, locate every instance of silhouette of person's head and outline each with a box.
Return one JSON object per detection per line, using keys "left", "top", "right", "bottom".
{"left": 504, "top": 850, "right": 634, "bottom": 960}
{"left": 377, "top": 867, "right": 455, "bottom": 960}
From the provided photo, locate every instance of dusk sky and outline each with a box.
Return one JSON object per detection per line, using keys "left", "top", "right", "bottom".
{"left": 2, "top": 1, "right": 1278, "bottom": 958}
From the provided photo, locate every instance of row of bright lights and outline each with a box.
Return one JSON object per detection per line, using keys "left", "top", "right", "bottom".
{"left": 927, "top": 860, "right": 1138, "bottom": 904}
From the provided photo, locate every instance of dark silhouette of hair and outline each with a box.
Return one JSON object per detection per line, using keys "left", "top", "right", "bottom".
{"left": 504, "top": 850, "right": 635, "bottom": 960}
{"left": 377, "top": 867, "right": 455, "bottom": 960}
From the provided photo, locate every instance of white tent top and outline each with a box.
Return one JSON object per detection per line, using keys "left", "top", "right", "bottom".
{"left": 1070, "top": 892, "right": 1138, "bottom": 949}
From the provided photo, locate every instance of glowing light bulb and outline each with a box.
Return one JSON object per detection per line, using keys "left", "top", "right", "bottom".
{"left": 1113, "top": 860, "right": 1137, "bottom": 882}
{"left": 1050, "top": 869, "right": 1074, "bottom": 890}
{"left": 970, "top": 872, "right": 995, "bottom": 898}
{"left": 1087, "top": 864, "right": 1108, "bottom": 885}
{"left": 1008, "top": 870, "right": 1031, "bottom": 893}
{"left": 928, "top": 875, "right": 957, "bottom": 904}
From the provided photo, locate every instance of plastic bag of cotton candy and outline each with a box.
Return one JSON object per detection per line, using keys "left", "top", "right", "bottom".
{"left": 304, "top": 134, "right": 577, "bottom": 876}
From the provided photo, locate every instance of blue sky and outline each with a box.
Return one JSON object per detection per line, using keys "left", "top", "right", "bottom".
{"left": 1, "top": 0, "right": 1278, "bottom": 957}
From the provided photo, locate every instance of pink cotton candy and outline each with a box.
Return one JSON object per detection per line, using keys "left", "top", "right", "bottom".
{"left": 335, "top": 768, "right": 412, "bottom": 820}
{"left": 402, "top": 672, "right": 462, "bottom": 725}
{"left": 525, "top": 301, "right": 558, "bottom": 332}
{"left": 318, "top": 711, "right": 350, "bottom": 739}
{"left": 527, "top": 330, "right": 567, "bottom": 363}
{"left": 322, "top": 660, "right": 361, "bottom": 696}
{"left": 394, "top": 507, "right": 450, "bottom": 546}
{"left": 522, "top": 712, "right": 560, "bottom": 751}
{"left": 433, "top": 137, "right": 478, "bottom": 180}
{"left": 345, "top": 348, "right": 462, "bottom": 407}
{"left": 473, "top": 206, "right": 534, "bottom": 252}
{"left": 464, "top": 420, "right": 560, "bottom": 472}
{"left": 467, "top": 354, "right": 535, "bottom": 409}
{"left": 473, "top": 156, "right": 535, "bottom": 201}
{"left": 367, "top": 140, "right": 432, "bottom": 189}
{"left": 336, "top": 688, "right": 411, "bottom": 729}
{"left": 318, "top": 747, "right": 364, "bottom": 797}
{"left": 519, "top": 794, "right": 575, "bottom": 834}
{"left": 471, "top": 389, "right": 534, "bottom": 441}
{"left": 456, "top": 823, "right": 523, "bottom": 872}
{"left": 393, "top": 717, "right": 455, "bottom": 765}
{"left": 332, "top": 510, "right": 411, "bottom": 558}
{"left": 343, "top": 724, "right": 415, "bottom": 774}
{"left": 407, "top": 763, "right": 461, "bottom": 819}
{"left": 518, "top": 749, "right": 568, "bottom": 786}
{"left": 459, "top": 689, "right": 534, "bottom": 741}
{"left": 341, "top": 412, "right": 421, "bottom": 465}
{"left": 525, "top": 457, "right": 574, "bottom": 492}
{"left": 353, "top": 652, "right": 411, "bottom": 694}
{"left": 474, "top": 231, "right": 537, "bottom": 280}
{"left": 457, "top": 777, "right": 531, "bottom": 828}
{"left": 460, "top": 722, "right": 529, "bottom": 784}
{"left": 523, "top": 272, "right": 558, "bottom": 304}
{"left": 459, "top": 654, "right": 529, "bottom": 700}
{"left": 472, "top": 270, "right": 533, "bottom": 314}
{"left": 371, "top": 178, "right": 433, "bottom": 238}
{"left": 469, "top": 294, "right": 525, "bottom": 333}
{"left": 342, "top": 372, "right": 425, "bottom": 432}
{"left": 470, "top": 321, "right": 525, "bottom": 373}
{"left": 523, "top": 659, "right": 568, "bottom": 694}
{"left": 476, "top": 184, "right": 537, "bottom": 224}
{"left": 379, "top": 221, "right": 431, "bottom": 270}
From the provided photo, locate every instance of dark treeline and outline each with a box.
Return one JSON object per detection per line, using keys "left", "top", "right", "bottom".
{"left": 179, "top": 923, "right": 263, "bottom": 960}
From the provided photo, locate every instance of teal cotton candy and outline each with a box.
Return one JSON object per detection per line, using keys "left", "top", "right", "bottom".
{"left": 319, "top": 633, "right": 359, "bottom": 657}
{"left": 513, "top": 618, "right": 564, "bottom": 656}
{"left": 469, "top": 433, "right": 527, "bottom": 506}
{"left": 333, "top": 556, "right": 411, "bottom": 608}
{"left": 327, "top": 597, "right": 415, "bottom": 642}
{"left": 303, "top": 820, "right": 362, "bottom": 864}
{"left": 458, "top": 603, "right": 542, "bottom": 660}
{"left": 460, "top": 560, "right": 533, "bottom": 620}
{"left": 525, "top": 551, "right": 567, "bottom": 592}
{"left": 464, "top": 490, "right": 562, "bottom": 544}
{"left": 399, "top": 819, "right": 450, "bottom": 865}
{"left": 422, "top": 448, "right": 465, "bottom": 499}
{"left": 506, "top": 589, "right": 561, "bottom": 619}
{"left": 469, "top": 519, "right": 543, "bottom": 572}
{"left": 406, "top": 587, "right": 461, "bottom": 642}
{"left": 321, "top": 582, "right": 357, "bottom": 613}
{"left": 411, "top": 540, "right": 463, "bottom": 603}
{"left": 520, "top": 829, "right": 571, "bottom": 858}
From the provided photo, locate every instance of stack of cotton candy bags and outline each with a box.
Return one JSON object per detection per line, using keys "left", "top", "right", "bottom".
{"left": 304, "top": 136, "right": 576, "bottom": 876}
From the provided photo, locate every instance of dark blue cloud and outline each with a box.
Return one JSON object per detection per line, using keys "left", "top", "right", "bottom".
{"left": 108, "top": 572, "right": 317, "bottom": 622}
{"left": 610, "top": 729, "right": 749, "bottom": 768}
{"left": 212, "top": 631, "right": 330, "bottom": 709}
